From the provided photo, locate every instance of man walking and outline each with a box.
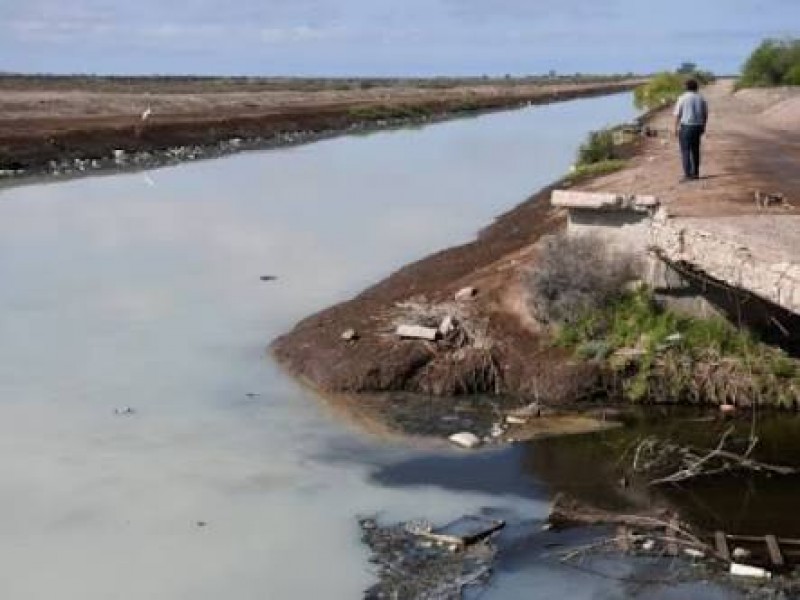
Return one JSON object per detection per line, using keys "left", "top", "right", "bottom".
{"left": 674, "top": 78, "right": 708, "bottom": 181}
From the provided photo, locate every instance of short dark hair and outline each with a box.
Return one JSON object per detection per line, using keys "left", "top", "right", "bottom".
{"left": 686, "top": 78, "right": 699, "bottom": 92}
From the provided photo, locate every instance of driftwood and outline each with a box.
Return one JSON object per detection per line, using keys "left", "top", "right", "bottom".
{"left": 549, "top": 495, "right": 716, "bottom": 567}
{"left": 629, "top": 427, "right": 799, "bottom": 487}
{"left": 549, "top": 495, "right": 703, "bottom": 546}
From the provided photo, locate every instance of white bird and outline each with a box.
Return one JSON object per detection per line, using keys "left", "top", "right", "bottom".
{"left": 141, "top": 105, "right": 152, "bottom": 121}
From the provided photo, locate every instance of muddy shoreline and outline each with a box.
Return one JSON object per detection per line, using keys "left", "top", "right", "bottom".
{"left": 0, "top": 79, "right": 640, "bottom": 182}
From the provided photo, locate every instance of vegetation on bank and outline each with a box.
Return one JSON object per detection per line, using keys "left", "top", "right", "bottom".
{"left": 567, "top": 122, "right": 638, "bottom": 182}
{"left": 633, "top": 63, "right": 714, "bottom": 110}
{"left": 739, "top": 38, "right": 800, "bottom": 88}
{"left": 527, "top": 235, "right": 800, "bottom": 407}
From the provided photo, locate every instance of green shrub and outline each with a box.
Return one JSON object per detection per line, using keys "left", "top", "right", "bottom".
{"left": 634, "top": 72, "right": 686, "bottom": 110}
{"left": 739, "top": 38, "right": 800, "bottom": 88}
{"left": 577, "top": 129, "right": 616, "bottom": 165}
{"left": 565, "top": 159, "right": 627, "bottom": 181}
{"left": 556, "top": 287, "right": 800, "bottom": 406}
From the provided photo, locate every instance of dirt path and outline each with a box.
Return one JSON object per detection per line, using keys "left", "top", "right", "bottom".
{"left": 580, "top": 80, "right": 800, "bottom": 217}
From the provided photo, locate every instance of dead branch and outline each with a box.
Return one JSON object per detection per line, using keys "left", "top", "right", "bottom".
{"left": 628, "top": 427, "right": 800, "bottom": 486}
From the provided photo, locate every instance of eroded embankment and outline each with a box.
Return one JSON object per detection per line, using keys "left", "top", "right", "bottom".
{"left": 271, "top": 180, "right": 600, "bottom": 403}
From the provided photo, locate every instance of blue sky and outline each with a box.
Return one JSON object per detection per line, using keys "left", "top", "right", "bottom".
{"left": 2, "top": 0, "right": 798, "bottom": 76}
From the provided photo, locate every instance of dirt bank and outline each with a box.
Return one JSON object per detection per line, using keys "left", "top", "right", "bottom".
{"left": 272, "top": 80, "right": 800, "bottom": 410}
{"left": 0, "top": 76, "right": 641, "bottom": 176}
{"left": 271, "top": 178, "right": 600, "bottom": 402}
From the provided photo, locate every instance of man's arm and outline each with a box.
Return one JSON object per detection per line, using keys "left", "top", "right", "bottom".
{"left": 673, "top": 97, "right": 683, "bottom": 137}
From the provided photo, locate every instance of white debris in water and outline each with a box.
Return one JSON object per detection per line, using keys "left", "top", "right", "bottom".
{"left": 730, "top": 563, "right": 771, "bottom": 579}
{"left": 448, "top": 432, "right": 482, "bottom": 449}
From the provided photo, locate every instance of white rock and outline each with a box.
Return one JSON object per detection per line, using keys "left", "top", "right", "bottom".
{"left": 454, "top": 287, "right": 477, "bottom": 302}
{"left": 448, "top": 432, "right": 482, "bottom": 449}
{"left": 506, "top": 415, "right": 528, "bottom": 425}
{"left": 341, "top": 328, "right": 358, "bottom": 341}
{"left": 730, "top": 563, "right": 771, "bottom": 579}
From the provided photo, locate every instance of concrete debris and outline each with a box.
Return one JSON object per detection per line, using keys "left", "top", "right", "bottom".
{"left": 730, "top": 563, "right": 771, "bottom": 579}
{"left": 448, "top": 432, "right": 482, "bottom": 449}
{"left": 551, "top": 190, "right": 660, "bottom": 213}
{"left": 650, "top": 216, "right": 800, "bottom": 316}
{"left": 417, "top": 515, "right": 506, "bottom": 548}
{"left": 361, "top": 515, "right": 497, "bottom": 599}
{"left": 396, "top": 324, "right": 440, "bottom": 341}
{"left": 341, "top": 328, "right": 359, "bottom": 341}
{"left": 454, "top": 287, "right": 478, "bottom": 302}
{"left": 438, "top": 315, "right": 457, "bottom": 336}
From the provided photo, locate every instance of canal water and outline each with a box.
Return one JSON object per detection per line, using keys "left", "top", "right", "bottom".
{"left": 0, "top": 94, "right": 736, "bottom": 598}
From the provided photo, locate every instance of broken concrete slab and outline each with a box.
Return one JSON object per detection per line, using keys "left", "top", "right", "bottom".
{"left": 551, "top": 190, "right": 660, "bottom": 213}
{"left": 396, "top": 324, "right": 440, "bottom": 341}
{"left": 418, "top": 515, "right": 506, "bottom": 548}
{"left": 650, "top": 215, "right": 800, "bottom": 316}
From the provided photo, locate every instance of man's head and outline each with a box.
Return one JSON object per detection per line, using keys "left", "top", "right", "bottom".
{"left": 686, "top": 78, "right": 699, "bottom": 92}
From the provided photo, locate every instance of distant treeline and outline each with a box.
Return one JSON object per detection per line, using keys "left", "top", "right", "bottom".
{"left": 739, "top": 38, "right": 800, "bottom": 88}
{"left": 0, "top": 73, "right": 641, "bottom": 93}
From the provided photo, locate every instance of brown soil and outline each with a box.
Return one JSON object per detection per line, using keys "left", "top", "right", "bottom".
{"left": 0, "top": 77, "right": 641, "bottom": 172}
{"left": 271, "top": 179, "right": 602, "bottom": 402}
{"left": 272, "top": 80, "right": 800, "bottom": 406}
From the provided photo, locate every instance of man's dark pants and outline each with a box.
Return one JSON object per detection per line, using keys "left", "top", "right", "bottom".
{"left": 679, "top": 124, "right": 704, "bottom": 179}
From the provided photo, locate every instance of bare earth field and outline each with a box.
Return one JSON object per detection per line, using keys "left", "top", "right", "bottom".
{"left": 272, "top": 80, "right": 800, "bottom": 404}
{"left": 0, "top": 76, "right": 642, "bottom": 172}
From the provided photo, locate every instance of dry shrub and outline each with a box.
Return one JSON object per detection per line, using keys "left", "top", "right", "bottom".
{"left": 527, "top": 233, "right": 638, "bottom": 325}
